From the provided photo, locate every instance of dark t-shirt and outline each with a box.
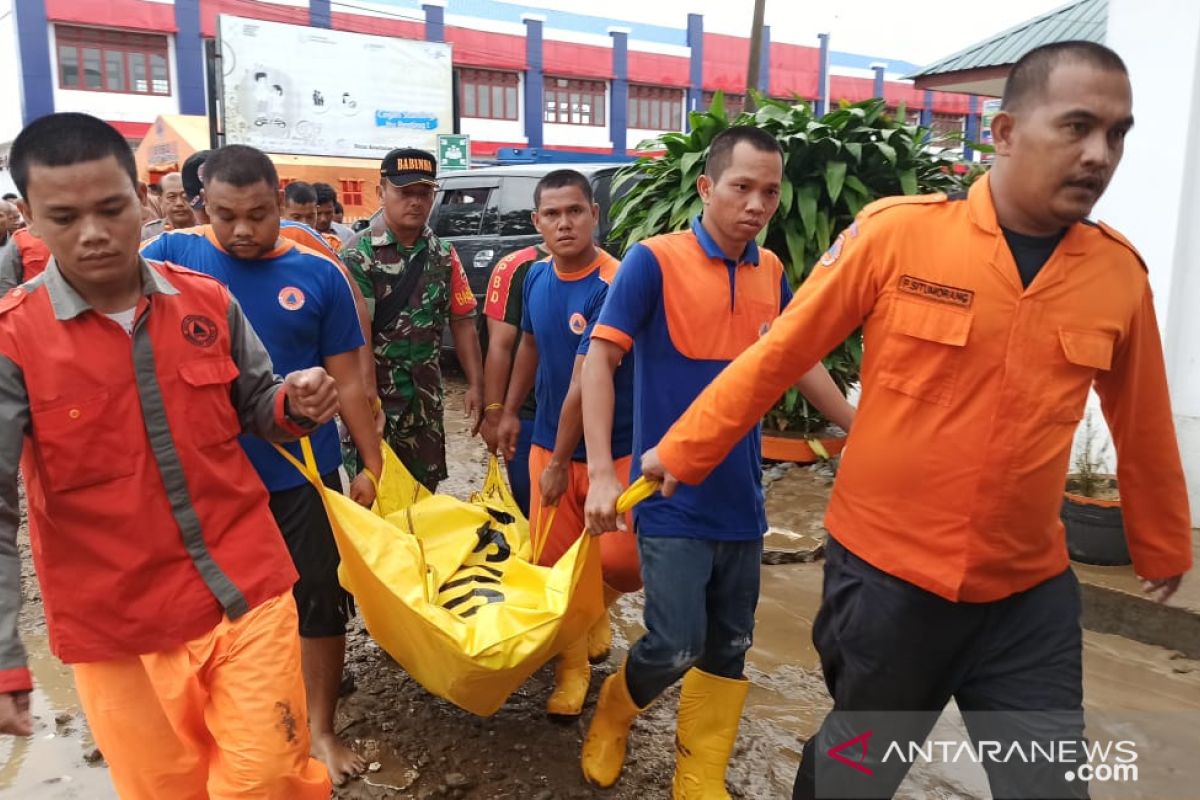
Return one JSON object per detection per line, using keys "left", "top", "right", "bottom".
{"left": 1002, "top": 226, "right": 1067, "bottom": 289}
{"left": 484, "top": 244, "right": 549, "bottom": 421}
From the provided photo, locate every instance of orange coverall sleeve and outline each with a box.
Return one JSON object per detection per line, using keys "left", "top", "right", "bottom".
{"left": 657, "top": 222, "right": 883, "bottom": 484}
{"left": 1093, "top": 285, "right": 1193, "bottom": 579}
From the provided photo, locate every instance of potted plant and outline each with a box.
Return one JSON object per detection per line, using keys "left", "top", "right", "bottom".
{"left": 608, "top": 93, "right": 969, "bottom": 462}
{"left": 1062, "top": 413, "right": 1129, "bottom": 566}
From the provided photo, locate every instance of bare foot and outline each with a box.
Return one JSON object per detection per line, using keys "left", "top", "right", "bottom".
{"left": 312, "top": 732, "right": 366, "bottom": 786}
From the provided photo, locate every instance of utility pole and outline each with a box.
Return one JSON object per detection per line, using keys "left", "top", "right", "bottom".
{"left": 744, "top": 0, "right": 767, "bottom": 112}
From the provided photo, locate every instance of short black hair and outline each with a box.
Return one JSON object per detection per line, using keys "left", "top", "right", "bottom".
{"left": 9, "top": 112, "right": 138, "bottom": 200}
{"left": 313, "top": 182, "right": 338, "bottom": 205}
{"left": 705, "top": 125, "right": 784, "bottom": 182}
{"left": 534, "top": 169, "right": 593, "bottom": 208}
{"left": 1, "top": 193, "right": 17, "bottom": 202}
{"left": 1002, "top": 41, "right": 1128, "bottom": 111}
{"left": 333, "top": 200, "right": 344, "bottom": 214}
{"left": 202, "top": 144, "right": 279, "bottom": 191}
{"left": 284, "top": 181, "right": 317, "bottom": 205}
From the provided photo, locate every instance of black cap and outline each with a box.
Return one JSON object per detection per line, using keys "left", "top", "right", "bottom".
{"left": 182, "top": 150, "right": 211, "bottom": 207}
{"left": 380, "top": 148, "right": 437, "bottom": 188}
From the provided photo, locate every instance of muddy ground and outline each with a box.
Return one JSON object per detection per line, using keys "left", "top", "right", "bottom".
{"left": 6, "top": 375, "right": 1200, "bottom": 799}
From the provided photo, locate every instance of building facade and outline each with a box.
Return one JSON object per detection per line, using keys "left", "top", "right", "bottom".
{"left": 0, "top": 0, "right": 980, "bottom": 160}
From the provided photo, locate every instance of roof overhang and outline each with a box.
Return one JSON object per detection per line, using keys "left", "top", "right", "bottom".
{"left": 913, "top": 64, "right": 1012, "bottom": 97}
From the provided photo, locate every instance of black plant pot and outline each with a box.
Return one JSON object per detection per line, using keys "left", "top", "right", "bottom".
{"left": 1061, "top": 493, "right": 1131, "bottom": 567}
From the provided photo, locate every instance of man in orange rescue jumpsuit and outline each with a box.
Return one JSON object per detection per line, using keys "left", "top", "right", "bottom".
{"left": 0, "top": 112, "right": 335, "bottom": 798}
{"left": 643, "top": 42, "right": 1192, "bottom": 800}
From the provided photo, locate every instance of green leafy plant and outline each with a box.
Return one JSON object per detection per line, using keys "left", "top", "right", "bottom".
{"left": 1068, "top": 413, "right": 1117, "bottom": 500}
{"left": 609, "top": 92, "right": 972, "bottom": 434}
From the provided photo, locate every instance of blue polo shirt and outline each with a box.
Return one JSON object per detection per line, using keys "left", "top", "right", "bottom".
{"left": 521, "top": 250, "right": 634, "bottom": 461}
{"left": 591, "top": 217, "right": 792, "bottom": 540}
{"left": 142, "top": 226, "right": 364, "bottom": 491}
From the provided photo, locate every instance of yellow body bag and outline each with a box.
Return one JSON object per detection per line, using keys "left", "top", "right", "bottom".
{"left": 278, "top": 440, "right": 653, "bottom": 716}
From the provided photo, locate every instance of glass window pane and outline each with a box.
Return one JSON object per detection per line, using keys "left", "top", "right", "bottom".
{"left": 104, "top": 50, "right": 125, "bottom": 91}
{"left": 59, "top": 45, "right": 79, "bottom": 88}
{"left": 505, "top": 86, "right": 517, "bottom": 120}
{"left": 594, "top": 92, "right": 605, "bottom": 126}
{"left": 477, "top": 84, "right": 489, "bottom": 118}
{"left": 463, "top": 81, "right": 476, "bottom": 116}
{"left": 490, "top": 85, "right": 503, "bottom": 120}
{"left": 544, "top": 98, "right": 555, "bottom": 123}
{"left": 82, "top": 48, "right": 102, "bottom": 90}
{"left": 130, "top": 52, "right": 147, "bottom": 93}
{"left": 150, "top": 54, "right": 168, "bottom": 94}
{"left": 652, "top": 98, "right": 662, "bottom": 129}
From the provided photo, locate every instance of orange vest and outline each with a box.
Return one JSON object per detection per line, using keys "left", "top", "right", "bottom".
{"left": 13, "top": 229, "right": 50, "bottom": 282}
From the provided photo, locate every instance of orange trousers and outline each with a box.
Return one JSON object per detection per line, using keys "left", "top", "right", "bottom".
{"left": 528, "top": 445, "right": 642, "bottom": 593}
{"left": 73, "top": 593, "right": 331, "bottom": 800}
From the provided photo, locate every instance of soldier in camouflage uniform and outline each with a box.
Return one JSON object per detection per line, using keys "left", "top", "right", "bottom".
{"left": 341, "top": 148, "right": 484, "bottom": 491}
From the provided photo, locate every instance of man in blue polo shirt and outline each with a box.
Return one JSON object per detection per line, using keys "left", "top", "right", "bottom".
{"left": 141, "top": 144, "right": 383, "bottom": 785}
{"left": 579, "top": 127, "right": 856, "bottom": 797}
{"left": 495, "top": 170, "right": 640, "bottom": 719}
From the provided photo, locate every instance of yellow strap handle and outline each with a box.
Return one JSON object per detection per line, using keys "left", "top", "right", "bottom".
{"left": 273, "top": 437, "right": 322, "bottom": 485}
{"left": 531, "top": 477, "right": 658, "bottom": 565}
{"left": 617, "top": 476, "right": 660, "bottom": 514}
{"left": 531, "top": 505, "right": 559, "bottom": 565}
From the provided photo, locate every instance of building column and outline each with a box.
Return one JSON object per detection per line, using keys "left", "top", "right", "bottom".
{"left": 964, "top": 94, "right": 979, "bottom": 160}
{"left": 871, "top": 63, "right": 886, "bottom": 99}
{"left": 1101, "top": 0, "right": 1200, "bottom": 523}
{"left": 173, "top": 0, "right": 206, "bottom": 115}
{"left": 423, "top": 1, "right": 445, "bottom": 42}
{"left": 310, "top": 0, "right": 331, "bottom": 28}
{"left": 522, "top": 14, "right": 545, "bottom": 150}
{"left": 14, "top": 0, "right": 54, "bottom": 125}
{"left": 816, "top": 32, "right": 830, "bottom": 115}
{"left": 919, "top": 89, "right": 934, "bottom": 127}
{"left": 758, "top": 24, "right": 771, "bottom": 95}
{"left": 609, "top": 27, "right": 629, "bottom": 157}
{"left": 686, "top": 13, "right": 703, "bottom": 127}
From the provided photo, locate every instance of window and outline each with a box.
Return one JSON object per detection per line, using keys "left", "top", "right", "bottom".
{"left": 629, "top": 85, "right": 683, "bottom": 131}
{"left": 930, "top": 113, "right": 965, "bottom": 138}
{"left": 56, "top": 26, "right": 171, "bottom": 95}
{"left": 495, "top": 177, "right": 540, "bottom": 237}
{"left": 702, "top": 90, "right": 746, "bottom": 118}
{"left": 433, "top": 187, "right": 494, "bottom": 238}
{"left": 543, "top": 77, "right": 605, "bottom": 127}
{"left": 339, "top": 179, "right": 365, "bottom": 207}
{"left": 459, "top": 69, "right": 520, "bottom": 121}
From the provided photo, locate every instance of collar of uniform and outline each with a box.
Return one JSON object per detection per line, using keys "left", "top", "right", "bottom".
{"left": 372, "top": 224, "right": 432, "bottom": 253}
{"left": 690, "top": 216, "right": 760, "bottom": 266}
{"left": 45, "top": 256, "right": 179, "bottom": 321}
{"left": 967, "top": 171, "right": 1087, "bottom": 256}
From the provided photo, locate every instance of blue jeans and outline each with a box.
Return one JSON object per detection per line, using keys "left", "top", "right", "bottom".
{"left": 625, "top": 535, "right": 763, "bottom": 708}
{"left": 506, "top": 418, "right": 534, "bottom": 518}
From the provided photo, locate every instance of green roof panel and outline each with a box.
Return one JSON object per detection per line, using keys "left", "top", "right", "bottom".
{"left": 910, "top": 0, "right": 1107, "bottom": 78}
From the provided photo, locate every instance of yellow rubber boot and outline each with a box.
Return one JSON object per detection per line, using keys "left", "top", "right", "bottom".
{"left": 582, "top": 663, "right": 645, "bottom": 787}
{"left": 587, "top": 584, "right": 622, "bottom": 664}
{"left": 672, "top": 669, "right": 750, "bottom": 800}
{"left": 546, "top": 634, "right": 590, "bottom": 718}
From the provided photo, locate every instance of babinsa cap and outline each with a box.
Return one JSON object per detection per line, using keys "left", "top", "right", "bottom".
{"left": 380, "top": 148, "right": 438, "bottom": 188}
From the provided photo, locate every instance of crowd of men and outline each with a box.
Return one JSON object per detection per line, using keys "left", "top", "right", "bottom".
{"left": 0, "top": 39, "right": 1192, "bottom": 800}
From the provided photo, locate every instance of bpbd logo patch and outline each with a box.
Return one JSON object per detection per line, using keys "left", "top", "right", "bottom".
{"left": 181, "top": 315, "right": 218, "bottom": 347}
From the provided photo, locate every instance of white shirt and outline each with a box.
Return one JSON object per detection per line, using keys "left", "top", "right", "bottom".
{"left": 105, "top": 307, "right": 137, "bottom": 336}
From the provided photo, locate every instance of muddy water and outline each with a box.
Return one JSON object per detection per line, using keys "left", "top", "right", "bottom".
{"left": 7, "top": 376, "right": 1200, "bottom": 798}
{"left": 0, "top": 636, "right": 110, "bottom": 798}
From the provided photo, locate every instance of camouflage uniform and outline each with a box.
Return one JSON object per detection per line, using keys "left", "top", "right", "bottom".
{"left": 341, "top": 220, "right": 471, "bottom": 491}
